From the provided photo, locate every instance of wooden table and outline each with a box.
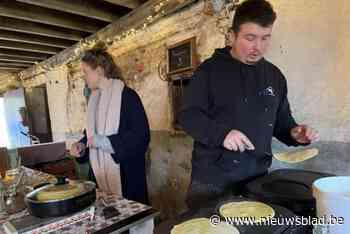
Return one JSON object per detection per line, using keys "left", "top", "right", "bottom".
{"left": 0, "top": 167, "right": 158, "bottom": 234}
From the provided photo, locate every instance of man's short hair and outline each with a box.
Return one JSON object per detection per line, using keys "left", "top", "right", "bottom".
{"left": 232, "top": 0, "right": 277, "bottom": 34}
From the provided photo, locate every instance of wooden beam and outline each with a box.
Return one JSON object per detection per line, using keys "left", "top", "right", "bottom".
{"left": 0, "top": 1, "right": 105, "bottom": 33}
{"left": 16, "top": 0, "right": 121, "bottom": 22}
{"left": 0, "top": 49, "right": 50, "bottom": 60}
{"left": 102, "top": 0, "right": 141, "bottom": 9}
{"left": 0, "top": 16, "right": 87, "bottom": 41}
{"left": 0, "top": 67, "right": 22, "bottom": 71}
{"left": 0, "top": 30, "right": 72, "bottom": 49}
{"left": 21, "top": 0, "right": 197, "bottom": 79}
{"left": 0, "top": 62, "right": 31, "bottom": 68}
{"left": 0, "top": 55, "right": 39, "bottom": 64}
{"left": 0, "top": 66, "right": 28, "bottom": 71}
{"left": 0, "top": 40, "right": 61, "bottom": 55}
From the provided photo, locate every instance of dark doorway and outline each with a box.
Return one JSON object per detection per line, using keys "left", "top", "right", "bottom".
{"left": 25, "top": 85, "right": 53, "bottom": 143}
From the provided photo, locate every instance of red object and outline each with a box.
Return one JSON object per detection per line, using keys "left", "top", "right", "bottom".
{"left": 136, "top": 63, "right": 144, "bottom": 73}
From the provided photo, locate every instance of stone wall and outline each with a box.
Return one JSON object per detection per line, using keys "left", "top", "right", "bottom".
{"left": 18, "top": 0, "right": 350, "bottom": 219}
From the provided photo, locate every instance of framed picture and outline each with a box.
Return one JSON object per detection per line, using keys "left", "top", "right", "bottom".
{"left": 167, "top": 37, "right": 197, "bottom": 75}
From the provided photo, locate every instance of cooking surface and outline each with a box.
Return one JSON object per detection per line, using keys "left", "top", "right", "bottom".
{"left": 245, "top": 169, "right": 334, "bottom": 217}
{"left": 155, "top": 196, "right": 307, "bottom": 234}
{"left": 245, "top": 169, "right": 333, "bottom": 201}
{"left": 262, "top": 180, "right": 310, "bottom": 198}
{"left": 0, "top": 167, "right": 158, "bottom": 234}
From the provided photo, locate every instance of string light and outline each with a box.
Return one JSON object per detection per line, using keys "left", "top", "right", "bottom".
{"left": 18, "top": 0, "right": 174, "bottom": 82}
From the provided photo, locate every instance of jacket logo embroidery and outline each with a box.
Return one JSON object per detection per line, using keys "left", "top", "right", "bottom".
{"left": 259, "top": 86, "right": 275, "bottom": 97}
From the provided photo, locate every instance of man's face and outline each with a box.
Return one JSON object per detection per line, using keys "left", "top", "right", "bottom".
{"left": 231, "top": 22, "right": 273, "bottom": 64}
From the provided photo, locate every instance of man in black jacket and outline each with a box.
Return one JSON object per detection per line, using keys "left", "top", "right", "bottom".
{"left": 179, "top": 0, "right": 319, "bottom": 209}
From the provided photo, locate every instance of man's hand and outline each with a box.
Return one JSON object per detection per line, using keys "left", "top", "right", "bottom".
{"left": 291, "top": 125, "right": 319, "bottom": 144}
{"left": 70, "top": 142, "right": 86, "bottom": 157}
{"left": 223, "top": 130, "right": 255, "bottom": 152}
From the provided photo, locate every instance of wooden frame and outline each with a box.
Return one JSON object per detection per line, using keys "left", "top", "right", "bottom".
{"left": 167, "top": 37, "right": 196, "bottom": 75}
{"left": 0, "top": 147, "right": 9, "bottom": 178}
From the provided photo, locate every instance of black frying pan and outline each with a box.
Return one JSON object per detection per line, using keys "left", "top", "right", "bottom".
{"left": 24, "top": 177, "right": 96, "bottom": 218}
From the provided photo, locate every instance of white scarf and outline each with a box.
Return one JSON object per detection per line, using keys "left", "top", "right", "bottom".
{"left": 86, "top": 78, "right": 124, "bottom": 196}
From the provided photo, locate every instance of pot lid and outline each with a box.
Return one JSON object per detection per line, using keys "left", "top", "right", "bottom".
{"left": 26, "top": 178, "right": 95, "bottom": 203}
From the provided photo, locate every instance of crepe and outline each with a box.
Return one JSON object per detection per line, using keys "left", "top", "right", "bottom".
{"left": 36, "top": 183, "right": 83, "bottom": 201}
{"left": 171, "top": 218, "right": 239, "bottom": 234}
{"left": 2, "top": 174, "right": 15, "bottom": 185}
{"left": 274, "top": 148, "right": 319, "bottom": 164}
{"left": 219, "top": 201, "right": 275, "bottom": 223}
{"left": 2, "top": 169, "right": 23, "bottom": 187}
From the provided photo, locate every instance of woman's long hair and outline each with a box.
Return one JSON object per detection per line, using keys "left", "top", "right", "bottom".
{"left": 81, "top": 44, "right": 123, "bottom": 80}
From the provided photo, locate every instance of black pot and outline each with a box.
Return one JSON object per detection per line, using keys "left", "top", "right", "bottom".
{"left": 25, "top": 178, "right": 96, "bottom": 218}
{"left": 244, "top": 169, "right": 333, "bottom": 217}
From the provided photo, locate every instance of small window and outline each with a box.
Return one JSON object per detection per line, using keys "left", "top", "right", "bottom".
{"left": 164, "top": 37, "right": 198, "bottom": 132}
{"left": 170, "top": 72, "right": 192, "bottom": 131}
